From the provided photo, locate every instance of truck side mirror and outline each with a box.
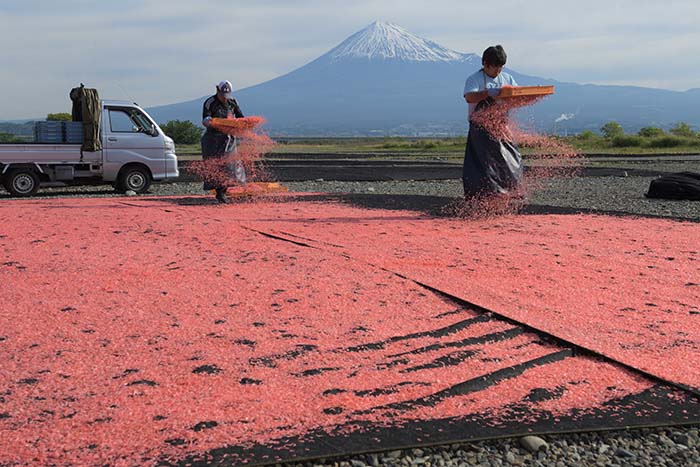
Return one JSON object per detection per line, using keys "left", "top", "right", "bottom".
{"left": 137, "top": 124, "right": 157, "bottom": 136}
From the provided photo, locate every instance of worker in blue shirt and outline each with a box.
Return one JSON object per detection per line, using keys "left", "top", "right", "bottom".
{"left": 461, "top": 45, "right": 523, "bottom": 200}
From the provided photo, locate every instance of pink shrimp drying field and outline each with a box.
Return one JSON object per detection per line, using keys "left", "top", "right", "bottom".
{"left": 1, "top": 194, "right": 698, "bottom": 467}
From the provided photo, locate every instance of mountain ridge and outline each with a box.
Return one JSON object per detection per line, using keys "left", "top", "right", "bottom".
{"left": 147, "top": 22, "right": 700, "bottom": 135}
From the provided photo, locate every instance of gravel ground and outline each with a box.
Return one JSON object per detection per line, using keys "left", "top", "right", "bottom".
{"left": 11, "top": 176, "right": 699, "bottom": 222}
{"left": 2, "top": 167, "right": 699, "bottom": 466}
{"left": 583, "top": 159, "right": 700, "bottom": 174}
{"left": 8, "top": 159, "right": 697, "bottom": 221}
{"left": 283, "top": 176, "right": 700, "bottom": 222}
{"left": 284, "top": 427, "right": 700, "bottom": 467}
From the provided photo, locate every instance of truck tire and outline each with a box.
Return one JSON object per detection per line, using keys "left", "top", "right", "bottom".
{"left": 5, "top": 169, "right": 40, "bottom": 197}
{"left": 116, "top": 165, "right": 151, "bottom": 194}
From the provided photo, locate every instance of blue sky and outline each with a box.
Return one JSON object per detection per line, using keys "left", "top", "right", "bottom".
{"left": 1, "top": 0, "right": 699, "bottom": 119}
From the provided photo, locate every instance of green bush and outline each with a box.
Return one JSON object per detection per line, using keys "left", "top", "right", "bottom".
{"left": 577, "top": 130, "right": 598, "bottom": 140}
{"left": 669, "top": 122, "right": 695, "bottom": 138}
{"left": 647, "top": 136, "right": 688, "bottom": 148}
{"left": 611, "top": 135, "right": 642, "bottom": 147}
{"left": 638, "top": 127, "right": 665, "bottom": 138}
{"left": 0, "top": 132, "right": 22, "bottom": 143}
{"left": 160, "top": 120, "right": 203, "bottom": 144}
{"left": 600, "top": 121, "right": 624, "bottom": 138}
{"left": 412, "top": 140, "right": 437, "bottom": 149}
{"left": 47, "top": 112, "right": 72, "bottom": 121}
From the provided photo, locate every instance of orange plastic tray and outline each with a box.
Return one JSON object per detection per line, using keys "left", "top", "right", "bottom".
{"left": 210, "top": 116, "right": 265, "bottom": 132}
{"left": 498, "top": 85, "right": 555, "bottom": 98}
{"left": 208, "top": 182, "right": 289, "bottom": 197}
{"left": 228, "top": 182, "right": 288, "bottom": 197}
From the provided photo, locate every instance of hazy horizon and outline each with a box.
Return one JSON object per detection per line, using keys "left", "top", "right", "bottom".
{"left": 1, "top": 0, "right": 699, "bottom": 119}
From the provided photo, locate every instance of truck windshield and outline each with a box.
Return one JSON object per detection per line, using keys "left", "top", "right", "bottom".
{"left": 108, "top": 108, "right": 155, "bottom": 134}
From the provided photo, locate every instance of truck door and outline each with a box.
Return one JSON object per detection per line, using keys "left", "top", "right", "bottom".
{"left": 103, "top": 106, "right": 166, "bottom": 180}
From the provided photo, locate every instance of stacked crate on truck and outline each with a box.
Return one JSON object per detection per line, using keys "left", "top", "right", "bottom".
{"left": 33, "top": 121, "right": 84, "bottom": 144}
{"left": 34, "top": 121, "right": 65, "bottom": 143}
{"left": 64, "top": 122, "right": 84, "bottom": 144}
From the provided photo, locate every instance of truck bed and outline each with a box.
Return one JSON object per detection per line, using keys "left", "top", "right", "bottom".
{"left": 0, "top": 144, "right": 99, "bottom": 164}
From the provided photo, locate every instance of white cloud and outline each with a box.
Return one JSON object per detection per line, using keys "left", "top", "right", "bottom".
{"left": 1, "top": 0, "right": 699, "bottom": 118}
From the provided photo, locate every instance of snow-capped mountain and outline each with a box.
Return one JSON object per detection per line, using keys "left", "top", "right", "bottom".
{"left": 327, "top": 21, "right": 472, "bottom": 63}
{"left": 149, "top": 21, "right": 483, "bottom": 135}
{"left": 148, "top": 22, "right": 700, "bottom": 136}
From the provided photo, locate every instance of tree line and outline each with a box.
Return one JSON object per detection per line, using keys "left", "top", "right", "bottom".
{"left": 2, "top": 114, "right": 698, "bottom": 148}
{"left": 581, "top": 121, "right": 699, "bottom": 148}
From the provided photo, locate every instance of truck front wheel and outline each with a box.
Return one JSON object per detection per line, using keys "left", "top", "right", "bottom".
{"left": 116, "top": 165, "right": 152, "bottom": 194}
{"left": 5, "top": 169, "right": 40, "bottom": 197}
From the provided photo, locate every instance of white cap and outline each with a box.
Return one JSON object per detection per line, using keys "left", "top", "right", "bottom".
{"left": 216, "top": 80, "right": 233, "bottom": 99}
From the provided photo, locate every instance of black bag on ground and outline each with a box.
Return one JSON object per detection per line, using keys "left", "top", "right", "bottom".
{"left": 645, "top": 172, "right": 700, "bottom": 201}
{"left": 462, "top": 98, "right": 523, "bottom": 198}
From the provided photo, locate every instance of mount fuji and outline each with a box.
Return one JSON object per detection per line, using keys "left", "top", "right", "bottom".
{"left": 148, "top": 21, "right": 700, "bottom": 136}
{"left": 325, "top": 21, "right": 469, "bottom": 63}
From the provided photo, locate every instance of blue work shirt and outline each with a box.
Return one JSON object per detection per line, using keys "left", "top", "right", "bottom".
{"left": 463, "top": 69, "right": 518, "bottom": 117}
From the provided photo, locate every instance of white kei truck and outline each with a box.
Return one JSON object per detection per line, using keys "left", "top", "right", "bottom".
{"left": 0, "top": 89, "right": 178, "bottom": 197}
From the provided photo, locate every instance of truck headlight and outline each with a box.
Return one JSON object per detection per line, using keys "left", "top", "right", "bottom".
{"left": 165, "top": 139, "right": 176, "bottom": 153}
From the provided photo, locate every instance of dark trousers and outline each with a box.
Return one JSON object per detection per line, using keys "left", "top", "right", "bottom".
{"left": 462, "top": 123, "right": 522, "bottom": 198}
{"left": 201, "top": 131, "right": 231, "bottom": 192}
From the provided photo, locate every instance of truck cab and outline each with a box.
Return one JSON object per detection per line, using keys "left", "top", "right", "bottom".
{"left": 100, "top": 100, "right": 178, "bottom": 190}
